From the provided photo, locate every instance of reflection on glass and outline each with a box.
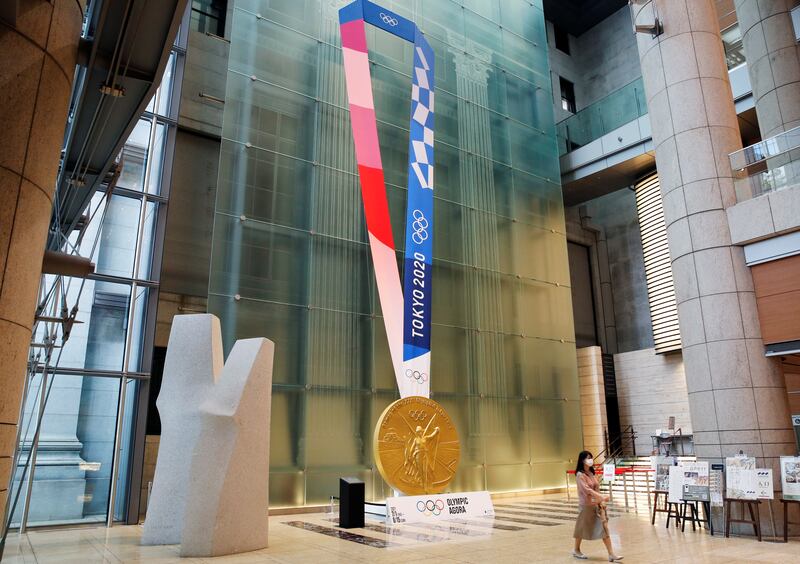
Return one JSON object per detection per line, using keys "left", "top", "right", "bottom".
{"left": 721, "top": 23, "right": 745, "bottom": 70}
{"left": 556, "top": 77, "right": 647, "bottom": 155}
{"left": 11, "top": 375, "right": 121, "bottom": 526}
{"left": 156, "top": 53, "right": 176, "bottom": 117}
{"left": 147, "top": 124, "right": 166, "bottom": 195}
{"left": 114, "top": 378, "right": 138, "bottom": 521}
{"left": 118, "top": 120, "right": 151, "bottom": 191}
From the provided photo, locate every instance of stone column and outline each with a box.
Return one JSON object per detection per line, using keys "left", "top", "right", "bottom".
{"left": 0, "top": 0, "right": 84, "bottom": 513}
{"left": 735, "top": 0, "right": 800, "bottom": 138}
{"left": 631, "top": 0, "right": 794, "bottom": 487}
{"left": 577, "top": 347, "right": 608, "bottom": 458}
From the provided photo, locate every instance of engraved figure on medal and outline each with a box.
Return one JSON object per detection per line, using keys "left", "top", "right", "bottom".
{"left": 403, "top": 422, "right": 440, "bottom": 489}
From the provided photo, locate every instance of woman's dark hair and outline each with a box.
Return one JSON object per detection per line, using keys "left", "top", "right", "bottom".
{"left": 575, "top": 450, "right": 595, "bottom": 474}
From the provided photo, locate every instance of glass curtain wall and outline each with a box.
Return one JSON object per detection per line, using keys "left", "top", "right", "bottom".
{"left": 209, "top": 0, "right": 581, "bottom": 506}
{"left": 6, "top": 43, "right": 183, "bottom": 528}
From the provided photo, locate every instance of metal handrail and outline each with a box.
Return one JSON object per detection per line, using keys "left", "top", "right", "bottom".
{"left": 595, "top": 425, "right": 636, "bottom": 465}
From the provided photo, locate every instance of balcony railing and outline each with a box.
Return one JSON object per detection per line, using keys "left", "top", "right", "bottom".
{"left": 556, "top": 77, "right": 647, "bottom": 156}
{"left": 729, "top": 126, "right": 800, "bottom": 202}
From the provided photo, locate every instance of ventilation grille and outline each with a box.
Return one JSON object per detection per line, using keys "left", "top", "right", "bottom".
{"left": 635, "top": 173, "right": 681, "bottom": 354}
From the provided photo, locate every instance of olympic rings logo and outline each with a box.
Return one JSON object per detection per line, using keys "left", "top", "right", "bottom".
{"left": 405, "top": 369, "right": 428, "bottom": 383}
{"left": 380, "top": 12, "right": 399, "bottom": 26}
{"left": 416, "top": 499, "right": 445, "bottom": 516}
{"left": 408, "top": 409, "right": 427, "bottom": 421}
{"left": 411, "top": 209, "right": 428, "bottom": 245}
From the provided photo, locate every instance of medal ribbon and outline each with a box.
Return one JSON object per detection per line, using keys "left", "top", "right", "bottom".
{"left": 339, "top": 1, "right": 434, "bottom": 398}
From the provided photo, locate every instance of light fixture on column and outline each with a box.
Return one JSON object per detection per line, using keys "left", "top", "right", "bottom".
{"left": 634, "top": 19, "right": 662, "bottom": 36}
{"left": 631, "top": 1, "right": 663, "bottom": 37}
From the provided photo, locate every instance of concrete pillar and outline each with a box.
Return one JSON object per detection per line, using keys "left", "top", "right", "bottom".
{"left": 0, "top": 0, "right": 84, "bottom": 513}
{"left": 631, "top": 0, "right": 794, "bottom": 485}
{"left": 577, "top": 347, "right": 608, "bottom": 458}
{"left": 735, "top": 0, "right": 800, "bottom": 139}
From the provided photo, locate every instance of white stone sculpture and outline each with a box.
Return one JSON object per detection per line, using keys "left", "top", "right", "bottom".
{"left": 141, "top": 314, "right": 274, "bottom": 557}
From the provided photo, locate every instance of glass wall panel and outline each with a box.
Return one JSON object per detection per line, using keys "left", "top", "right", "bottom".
{"left": 11, "top": 375, "right": 121, "bottom": 526}
{"left": 209, "top": 0, "right": 582, "bottom": 505}
{"left": 118, "top": 120, "right": 151, "bottom": 192}
{"left": 11, "top": 30, "right": 179, "bottom": 528}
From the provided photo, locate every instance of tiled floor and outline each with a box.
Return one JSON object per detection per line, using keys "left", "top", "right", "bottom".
{"left": 2, "top": 494, "right": 797, "bottom": 563}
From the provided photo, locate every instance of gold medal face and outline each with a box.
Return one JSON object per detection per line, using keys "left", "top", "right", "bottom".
{"left": 374, "top": 396, "right": 460, "bottom": 495}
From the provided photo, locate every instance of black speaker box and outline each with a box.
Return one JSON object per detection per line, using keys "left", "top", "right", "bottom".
{"left": 339, "top": 477, "right": 365, "bottom": 528}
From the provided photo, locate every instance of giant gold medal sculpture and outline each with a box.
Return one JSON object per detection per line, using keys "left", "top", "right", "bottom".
{"left": 339, "top": 1, "right": 460, "bottom": 496}
{"left": 374, "top": 396, "right": 460, "bottom": 495}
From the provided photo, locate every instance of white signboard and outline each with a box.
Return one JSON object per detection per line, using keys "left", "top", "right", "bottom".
{"left": 668, "top": 465, "right": 684, "bottom": 503}
{"left": 755, "top": 468, "right": 773, "bottom": 499}
{"left": 726, "top": 456, "right": 757, "bottom": 500}
{"left": 780, "top": 456, "right": 800, "bottom": 501}
{"left": 386, "top": 491, "right": 494, "bottom": 525}
{"left": 603, "top": 463, "right": 616, "bottom": 483}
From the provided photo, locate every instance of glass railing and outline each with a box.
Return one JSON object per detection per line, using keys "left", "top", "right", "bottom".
{"left": 556, "top": 77, "right": 647, "bottom": 156}
{"left": 729, "top": 126, "right": 800, "bottom": 202}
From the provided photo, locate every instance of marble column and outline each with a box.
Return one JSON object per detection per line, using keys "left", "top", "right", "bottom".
{"left": 631, "top": 0, "right": 794, "bottom": 484}
{"left": 577, "top": 347, "right": 608, "bottom": 458}
{"left": 735, "top": 0, "right": 800, "bottom": 138}
{"left": 0, "top": 0, "right": 84, "bottom": 513}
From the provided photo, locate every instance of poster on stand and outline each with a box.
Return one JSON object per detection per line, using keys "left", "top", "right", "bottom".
{"left": 682, "top": 461, "right": 710, "bottom": 501}
{"left": 603, "top": 463, "right": 616, "bottom": 483}
{"left": 780, "top": 456, "right": 800, "bottom": 500}
{"left": 755, "top": 468, "right": 773, "bottom": 499}
{"left": 652, "top": 456, "right": 672, "bottom": 491}
{"left": 668, "top": 465, "right": 684, "bottom": 503}
{"left": 710, "top": 464, "right": 724, "bottom": 507}
{"left": 726, "top": 456, "right": 757, "bottom": 500}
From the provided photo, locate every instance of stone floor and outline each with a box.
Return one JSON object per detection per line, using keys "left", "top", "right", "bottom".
{"left": 2, "top": 494, "right": 797, "bottom": 563}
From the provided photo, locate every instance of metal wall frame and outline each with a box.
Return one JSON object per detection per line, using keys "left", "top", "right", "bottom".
{"left": 122, "top": 8, "right": 189, "bottom": 525}
{"left": 2, "top": 15, "right": 190, "bottom": 533}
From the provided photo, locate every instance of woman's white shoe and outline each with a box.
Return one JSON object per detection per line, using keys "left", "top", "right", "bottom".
{"left": 572, "top": 551, "right": 588, "bottom": 559}
{"left": 608, "top": 555, "right": 624, "bottom": 562}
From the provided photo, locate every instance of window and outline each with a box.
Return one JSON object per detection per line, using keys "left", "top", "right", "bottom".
{"left": 190, "top": 0, "right": 226, "bottom": 36}
{"left": 721, "top": 23, "right": 745, "bottom": 70}
{"left": 554, "top": 25, "right": 570, "bottom": 55}
{"left": 560, "top": 77, "right": 576, "bottom": 113}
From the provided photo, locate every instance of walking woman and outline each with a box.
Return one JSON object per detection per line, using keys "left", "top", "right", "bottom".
{"left": 572, "top": 451, "right": 623, "bottom": 561}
